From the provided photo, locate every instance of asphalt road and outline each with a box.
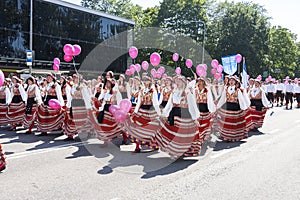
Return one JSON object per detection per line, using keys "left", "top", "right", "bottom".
{"left": 0, "top": 104, "right": 300, "bottom": 200}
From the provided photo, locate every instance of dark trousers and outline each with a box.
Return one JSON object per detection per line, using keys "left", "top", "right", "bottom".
{"left": 285, "top": 93, "right": 293, "bottom": 106}
{"left": 276, "top": 91, "right": 284, "bottom": 103}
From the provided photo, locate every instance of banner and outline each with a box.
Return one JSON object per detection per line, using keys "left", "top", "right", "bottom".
{"left": 221, "top": 55, "right": 237, "bottom": 75}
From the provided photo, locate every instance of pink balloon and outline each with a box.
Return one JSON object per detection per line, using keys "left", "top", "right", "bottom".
{"left": 120, "top": 99, "right": 132, "bottom": 112}
{"left": 175, "top": 67, "right": 181, "bottom": 75}
{"left": 73, "top": 44, "right": 81, "bottom": 56}
{"left": 142, "top": 61, "right": 149, "bottom": 71}
{"left": 63, "top": 44, "right": 74, "bottom": 56}
{"left": 158, "top": 66, "right": 165, "bottom": 74}
{"left": 64, "top": 55, "right": 73, "bottom": 62}
{"left": 156, "top": 72, "right": 162, "bottom": 79}
{"left": 211, "top": 59, "right": 219, "bottom": 68}
{"left": 129, "top": 46, "right": 138, "bottom": 59}
{"left": 125, "top": 69, "right": 132, "bottom": 76}
{"left": 151, "top": 69, "right": 156, "bottom": 76}
{"left": 202, "top": 71, "right": 207, "bottom": 77}
{"left": 150, "top": 52, "right": 161, "bottom": 67}
{"left": 114, "top": 109, "right": 127, "bottom": 122}
{"left": 135, "top": 64, "right": 141, "bottom": 73}
{"left": 202, "top": 64, "right": 208, "bottom": 71}
{"left": 162, "top": 73, "right": 167, "bottom": 79}
{"left": 53, "top": 64, "right": 59, "bottom": 72}
{"left": 130, "top": 64, "right": 136, "bottom": 73}
{"left": 294, "top": 78, "right": 299, "bottom": 83}
{"left": 196, "top": 65, "right": 204, "bottom": 77}
{"left": 217, "top": 65, "right": 223, "bottom": 73}
{"left": 48, "top": 99, "right": 61, "bottom": 110}
{"left": 109, "top": 105, "right": 119, "bottom": 115}
{"left": 236, "top": 54, "right": 242, "bottom": 63}
{"left": 211, "top": 69, "right": 217, "bottom": 75}
{"left": 0, "top": 70, "right": 4, "bottom": 87}
{"left": 185, "top": 59, "right": 193, "bottom": 68}
{"left": 172, "top": 53, "right": 179, "bottom": 62}
{"left": 53, "top": 58, "right": 60, "bottom": 65}
{"left": 284, "top": 81, "right": 288, "bottom": 85}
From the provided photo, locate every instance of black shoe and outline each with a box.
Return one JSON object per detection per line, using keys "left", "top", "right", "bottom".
{"left": 64, "top": 137, "right": 74, "bottom": 141}
{"left": 40, "top": 132, "right": 48, "bottom": 136}
{"left": 0, "top": 165, "right": 6, "bottom": 172}
{"left": 25, "top": 131, "right": 32, "bottom": 135}
{"left": 121, "top": 140, "right": 127, "bottom": 145}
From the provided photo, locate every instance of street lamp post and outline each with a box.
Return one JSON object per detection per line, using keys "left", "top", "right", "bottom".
{"left": 29, "top": 0, "right": 33, "bottom": 75}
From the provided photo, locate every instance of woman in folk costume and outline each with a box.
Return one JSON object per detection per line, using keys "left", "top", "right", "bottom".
{"left": 249, "top": 79, "right": 269, "bottom": 131}
{"left": 0, "top": 144, "right": 6, "bottom": 172}
{"left": 37, "top": 73, "right": 65, "bottom": 135}
{"left": 62, "top": 76, "right": 78, "bottom": 140}
{"left": 0, "top": 80, "right": 11, "bottom": 126}
{"left": 194, "top": 77, "right": 216, "bottom": 142}
{"left": 92, "top": 76, "right": 104, "bottom": 110}
{"left": 159, "top": 76, "right": 173, "bottom": 108}
{"left": 89, "top": 78, "right": 122, "bottom": 142}
{"left": 24, "top": 76, "right": 42, "bottom": 134}
{"left": 157, "top": 76, "right": 201, "bottom": 158}
{"left": 7, "top": 76, "right": 26, "bottom": 131}
{"left": 128, "top": 76, "right": 141, "bottom": 109}
{"left": 217, "top": 76, "right": 248, "bottom": 142}
{"left": 117, "top": 74, "right": 130, "bottom": 99}
{"left": 125, "top": 76, "right": 161, "bottom": 153}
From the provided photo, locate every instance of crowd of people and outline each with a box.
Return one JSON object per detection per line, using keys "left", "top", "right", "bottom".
{"left": 0, "top": 70, "right": 299, "bottom": 165}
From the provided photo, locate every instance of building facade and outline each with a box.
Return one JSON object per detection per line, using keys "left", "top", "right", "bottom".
{"left": 0, "top": 0, "right": 134, "bottom": 75}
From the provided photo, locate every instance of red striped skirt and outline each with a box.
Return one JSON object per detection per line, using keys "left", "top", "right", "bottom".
{"left": 125, "top": 108, "right": 159, "bottom": 145}
{"left": 156, "top": 117, "right": 199, "bottom": 158}
{"left": 63, "top": 109, "right": 77, "bottom": 137}
{"left": 0, "top": 103, "right": 8, "bottom": 126}
{"left": 37, "top": 104, "right": 65, "bottom": 132}
{"left": 250, "top": 107, "right": 267, "bottom": 129}
{"left": 72, "top": 106, "right": 92, "bottom": 135}
{"left": 244, "top": 108, "right": 254, "bottom": 132}
{"left": 217, "top": 108, "right": 248, "bottom": 142}
{"left": 24, "top": 105, "right": 38, "bottom": 128}
{"left": 7, "top": 102, "right": 25, "bottom": 125}
{"left": 88, "top": 110, "right": 122, "bottom": 141}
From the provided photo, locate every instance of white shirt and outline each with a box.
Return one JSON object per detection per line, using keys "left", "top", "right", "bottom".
{"left": 293, "top": 84, "right": 300, "bottom": 93}
{"left": 285, "top": 84, "right": 294, "bottom": 93}
{"left": 266, "top": 84, "right": 276, "bottom": 93}
{"left": 276, "top": 83, "right": 284, "bottom": 91}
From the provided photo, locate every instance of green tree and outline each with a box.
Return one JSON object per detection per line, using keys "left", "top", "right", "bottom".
{"left": 269, "top": 26, "right": 298, "bottom": 78}
{"left": 206, "top": 1, "right": 270, "bottom": 77}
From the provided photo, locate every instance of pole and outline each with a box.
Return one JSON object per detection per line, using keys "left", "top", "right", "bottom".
{"left": 202, "top": 22, "right": 206, "bottom": 64}
{"left": 29, "top": 0, "right": 33, "bottom": 75}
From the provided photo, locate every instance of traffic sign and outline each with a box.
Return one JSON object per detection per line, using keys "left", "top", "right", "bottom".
{"left": 26, "top": 50, "right": 33, "bottom": 66}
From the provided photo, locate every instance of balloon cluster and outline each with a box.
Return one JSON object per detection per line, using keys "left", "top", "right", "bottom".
{"left": 63, "top": 44, "right": 81, "bottom": 62}
{"left": 151, "top": 66, "right": 165, "bottom": 79}
{"left": 109, "top": 99, "right": 132, "bottom": 122}
{"left": 0, "top": 70, "right": 4, "bottom": 87}
{"left": 211, "top": 59, "right": 223, "bottom": 80}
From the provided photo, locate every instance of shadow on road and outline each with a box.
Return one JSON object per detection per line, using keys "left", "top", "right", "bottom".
{"left": 212, "top": 141, "right": 246, "bottom": 152}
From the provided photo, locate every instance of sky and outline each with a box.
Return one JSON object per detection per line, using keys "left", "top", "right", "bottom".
{"left": 65, "top": 0, "right": 300, "bottom": 40}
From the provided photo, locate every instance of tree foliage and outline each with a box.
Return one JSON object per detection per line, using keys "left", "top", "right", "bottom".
{"left": 268, "top": 26, "right": 298, "bottom": 78}
{"left": 206, "top": 1, "right": 270, "bottom": 77}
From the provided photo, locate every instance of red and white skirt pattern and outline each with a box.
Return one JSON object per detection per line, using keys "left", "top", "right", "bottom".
{"left": 37, "top": 104, "right": 65, "bottom": 132}
{"left": 24, "top": 104, "right": 38, "bottom": 129}
{"left": 0, "top": 103, "right": 8, "bottom": 126}
{"left": 7, "top": 102, "right": 25, "bottom": 126}
{"left": 88, "top": 110, "right": 122, "bottom": 141}
{"left": 125, "top": 108, "right": 159, "bottom": 145}
{"left": 72, "top": 106, "right": 92, "bottom": 135}
{"left": 216, "top": 108, "right": 248, "bottom": 142}
{"left": 156, "top": 117, "right": 199, "bottom": 158}
{"left": 249, "top": 107, "right": 267, "bottom": 129}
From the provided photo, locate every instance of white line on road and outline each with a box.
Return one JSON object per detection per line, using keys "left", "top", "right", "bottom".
{"left": 7, "top": 141, "right": 88, "bottom": 160}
